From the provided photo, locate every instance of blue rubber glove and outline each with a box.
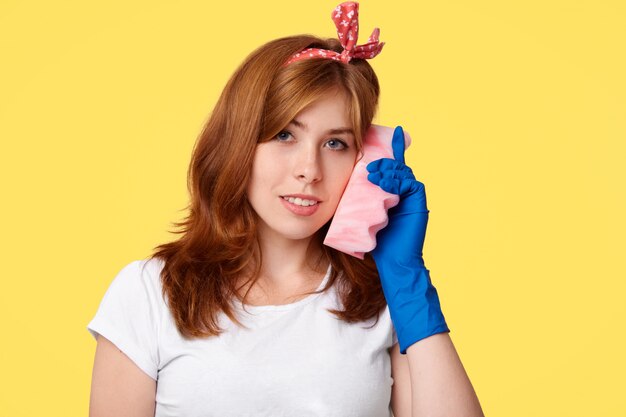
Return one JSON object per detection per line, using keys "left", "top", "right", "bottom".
{"left": 367, "top": 126, "right": 450, "bottom": 354}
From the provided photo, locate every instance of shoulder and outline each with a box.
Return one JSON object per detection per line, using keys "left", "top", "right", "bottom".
{"left": 88, "top": 258, "right": 166, "bottom": 381}
{"left": 111, "top": 257, "right": 164, "bottom": 290}
{"left": 99, "top": 257, "right": 166, "bottom": 311}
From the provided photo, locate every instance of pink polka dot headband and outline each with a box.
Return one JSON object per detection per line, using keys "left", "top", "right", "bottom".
{"left": 284, "top": 1, "right": 385, "bottom": 66}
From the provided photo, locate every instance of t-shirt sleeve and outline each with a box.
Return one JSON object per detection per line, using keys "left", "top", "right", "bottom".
{"left": 392, "top": 325, "right": 398, "bottom": 345}
{"left": 87, "top": 260, "right": 160, "bottom": 380}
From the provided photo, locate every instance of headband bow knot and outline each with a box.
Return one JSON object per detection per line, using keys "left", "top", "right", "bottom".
{"left": 285, "top": 2, "right": 384, "bottom": 65}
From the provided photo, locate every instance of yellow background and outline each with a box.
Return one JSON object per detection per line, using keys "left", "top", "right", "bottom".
{"left": 1, "top": 0, "right": 624, "bottom": 415}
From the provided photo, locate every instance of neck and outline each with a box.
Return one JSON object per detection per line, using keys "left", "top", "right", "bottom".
{"left": 250, "top": 226, "right": 328, "bottom": 292}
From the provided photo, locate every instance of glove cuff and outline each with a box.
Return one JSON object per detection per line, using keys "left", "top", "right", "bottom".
{"left": 375, "top": 261, "right": 450, "bottom": 354}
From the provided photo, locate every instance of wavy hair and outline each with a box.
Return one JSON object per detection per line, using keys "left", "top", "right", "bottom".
{"left": 148, "top": 35, "right": 387, "bottom": 338}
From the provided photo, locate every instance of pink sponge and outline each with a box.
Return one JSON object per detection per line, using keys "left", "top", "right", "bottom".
{"left": 323, "top": 124, "right": 412, "bottom": 259}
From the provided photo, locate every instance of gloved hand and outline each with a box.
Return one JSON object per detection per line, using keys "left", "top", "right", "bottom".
{"left": 367, "top": 126, "right": 450, "bottom": 354}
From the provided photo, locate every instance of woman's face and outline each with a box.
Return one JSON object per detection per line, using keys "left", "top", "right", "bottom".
{"left": 246, "top": 89, "right": 358, "bottom": 243}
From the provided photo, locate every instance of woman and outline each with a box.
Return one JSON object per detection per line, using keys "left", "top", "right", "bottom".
{"left": 88, "top": 2, "right": 484, "bottom": 416}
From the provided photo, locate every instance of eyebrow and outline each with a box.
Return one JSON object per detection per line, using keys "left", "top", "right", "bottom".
{"left": 290, "top": 119, "right": 355, "bottom": 136}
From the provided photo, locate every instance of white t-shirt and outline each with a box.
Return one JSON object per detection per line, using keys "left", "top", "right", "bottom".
{"left": 88, "top": 258, "right": 399, "bottom": 417}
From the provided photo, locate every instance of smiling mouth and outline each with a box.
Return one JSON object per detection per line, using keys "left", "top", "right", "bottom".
{"left": 280, "top": 196, "right": 320, "bottom": 207}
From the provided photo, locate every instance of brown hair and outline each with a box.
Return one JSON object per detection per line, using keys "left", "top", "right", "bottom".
{"left": 147, "top": 35, "right": 387, "bottom": 338}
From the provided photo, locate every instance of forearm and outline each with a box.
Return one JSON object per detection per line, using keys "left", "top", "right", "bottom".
{"left": 406, "top": 332, "right": 484, "bottom": 417}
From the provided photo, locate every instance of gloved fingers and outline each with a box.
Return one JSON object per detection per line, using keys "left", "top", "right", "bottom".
{"left": 366, "top": 158, "right": 413, "bottom": 174}
{"left": 367, "top": 161, "right": 426, "bottom": 196}
{"left": 370, "top": 174, "right": 424, "bottom": 196}
{"left": 377, "top": 178, "right": 404, "bottom": 195}
{"left": 391, "top": 126, "right": 407, "bottom": 164}
{"left": 367, "top": 169, "right": 415, "bottom": 185}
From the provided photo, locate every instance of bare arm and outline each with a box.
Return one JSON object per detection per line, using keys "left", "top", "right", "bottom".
{"left": 89, "top": 335, "right": 157, "bottom": 417}
{"left": 390, "top": 342, "right": 412, "bottom": 417}
{"left": 406, "top": 333, "right": 484, "bottom": 417}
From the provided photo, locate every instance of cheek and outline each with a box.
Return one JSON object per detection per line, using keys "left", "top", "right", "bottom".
{"left": 330, "top": 159, "right": 357, "bottom": 195}
{"left": 339, "top": 166, "right": 355, "bottom": 187}
{"left": 246, "top": 162, "right": 270, "bottom": 206}
{"left": 340, "top": 153, "right": 359, "bottom": 182}
{"left": 249, "top": 148, "right": 279, "bottom": 186}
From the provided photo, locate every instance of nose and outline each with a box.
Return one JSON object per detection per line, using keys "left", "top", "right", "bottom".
{"left": 293, "top": 144, "right": 322, "bottom": 184}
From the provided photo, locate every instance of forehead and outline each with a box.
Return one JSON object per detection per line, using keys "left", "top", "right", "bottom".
{"left": 293, "top": 90, "right": 351, "bottom": 126}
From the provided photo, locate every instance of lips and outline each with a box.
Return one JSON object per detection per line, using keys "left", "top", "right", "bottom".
{"left": 280, "top": 195, "right": 321, "bottom": 216}
{"left": 281, "top": 196, "right": 319, "bottom": 207}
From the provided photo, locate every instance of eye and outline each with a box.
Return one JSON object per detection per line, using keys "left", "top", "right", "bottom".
{"left": 325, "top": 138, "right": 349, "bottom": 151}
{"left": 275, "top": 130, "right": 293, "bottom": 142}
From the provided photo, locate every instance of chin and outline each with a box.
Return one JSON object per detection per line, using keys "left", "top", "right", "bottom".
{"left": 260, "top": 215, "right": 334, "bottom": 242}
{"left": 282, "top": 229, "right": 322, "bottom": 241}
{"left": 268, "top": 221, "right": 326, "bottom": 241}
